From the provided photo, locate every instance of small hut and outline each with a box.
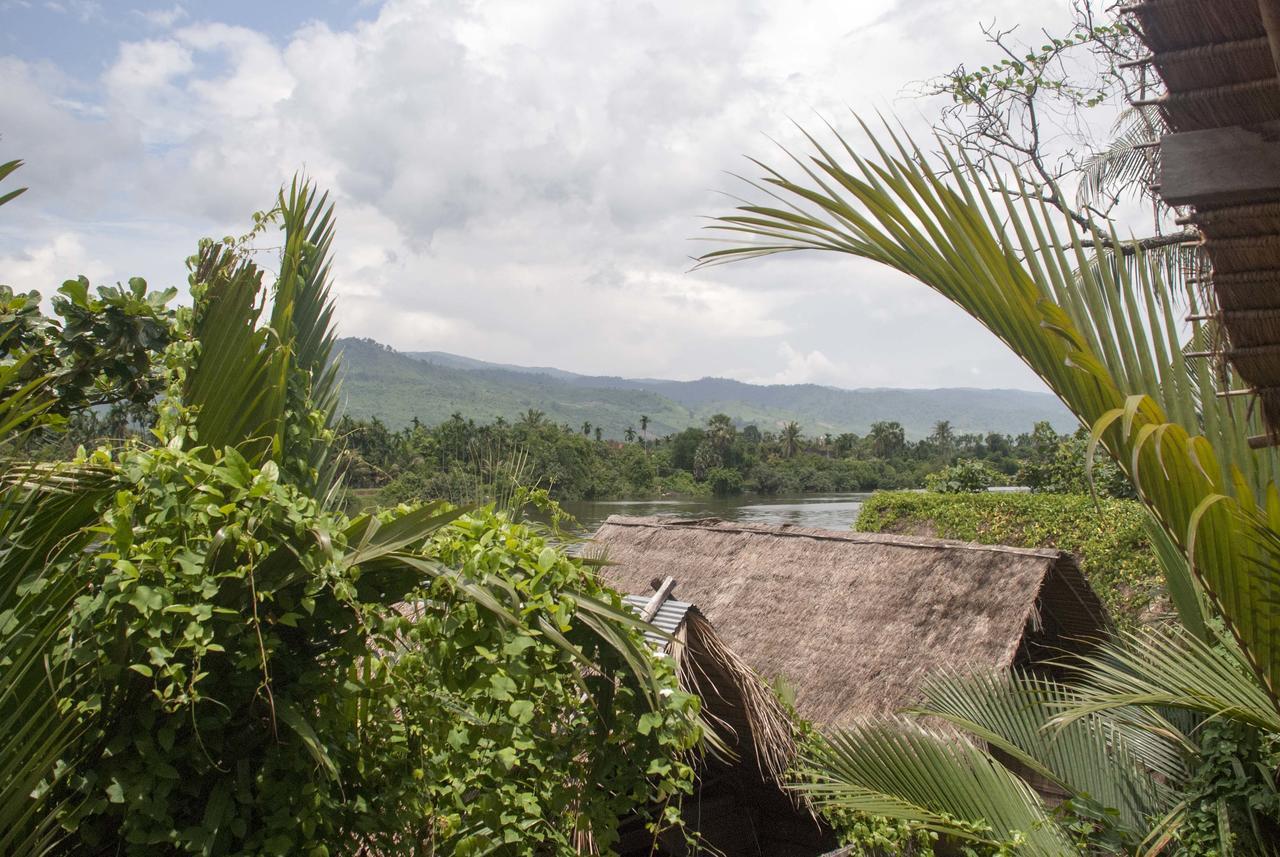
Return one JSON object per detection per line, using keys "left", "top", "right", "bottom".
{"left": 615, "top": 579, "right": 836, "bottom": 857}
{"left": 594, "top": 516, "right": 1110, "bottom": 729}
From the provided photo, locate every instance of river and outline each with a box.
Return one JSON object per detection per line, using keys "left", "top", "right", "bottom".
{"left": 560, "top": 492, "right": 872, "bottom": 534}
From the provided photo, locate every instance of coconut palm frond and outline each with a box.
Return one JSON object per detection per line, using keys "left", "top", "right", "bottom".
{"left": 796, "top": 719, "right": 1073, "bottom": 855}
{"left": 912, "top": 670, "right": 1178, "bottom": 838}
{"left": 698, "top": 117, "right": 1280, "bottom": 708}
{"left": 1054, "top": 627, "right": 1280, "bottom": 735}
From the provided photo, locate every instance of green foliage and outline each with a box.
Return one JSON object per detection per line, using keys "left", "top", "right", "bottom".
{"left": 922, "top": 459, "right": 1002, "bottom": 493}
{"left": 344, "top": 410, "right": 1095, "bottom": 505}
{"left": 54, "top": 437, "right": 697, "bottom": 854}
{"left": 2, "top": 173, "right": 700, "bottom": 855}
{"left": 1018, "top": 422, "right": 1134, "bottom": 499}
{"left": 0, "top": 277, "right": 178, "bottom": 425}
{"left": 856, "top": 491, "right": 1163, "bottom": 628}
{"left": 788, "top": 710, "right": 936, "bottom": 856}
{"left": 706, "top": 466, "right": 743, "bottom": 496}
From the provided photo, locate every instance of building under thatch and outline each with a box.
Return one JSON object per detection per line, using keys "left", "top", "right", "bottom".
{"left": 1127, "top": 0, "right": 1280, "bottom": 438}
{"left": 615, "top": 580, "right": 836, "bottom": 857}
{"left": 594, "top": 516, "right": 1111, "bottom": 729}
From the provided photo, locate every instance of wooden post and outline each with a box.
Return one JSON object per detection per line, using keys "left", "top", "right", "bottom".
{"left": 640, "top": 576, "right": 677, "bottom": 622}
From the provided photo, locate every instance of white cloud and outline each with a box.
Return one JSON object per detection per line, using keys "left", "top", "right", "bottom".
{"left": 0, "top": 0, "right": 1087, "bottom": 391}
{"left": 758, "top": 342, "right": 846, "bottom": 386}
{"left": 136, "top": 4, "right": 187, "bottom": 29}
{"left": 0, "top": 232, "right": 105, "bottom": 294}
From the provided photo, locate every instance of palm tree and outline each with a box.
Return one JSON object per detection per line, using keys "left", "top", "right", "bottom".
{"left": 780, "top": 421, "right": 802, "bottom": 459}
{"left": 520, "top": 408, "right": 546, "bottom": 428}
{"left": 624, "top": 426, "right": 636, "bottom": 443}
{"left": 699, "top": 118, "right": 1280, "bottom": 850}
{"left": 581, "top": 420, "right": 592, "bottom": 437}
{"left": 594, "top": 427, "right": 603, "bottom": 443}
{"left": 868, "top": 421, "right": 906, "bottom": 459}
{"left": 2, "top": 176, "right": 675, "bottom": 853}
{"left": 639, "top": 414, "right": 650, "bottom": 447}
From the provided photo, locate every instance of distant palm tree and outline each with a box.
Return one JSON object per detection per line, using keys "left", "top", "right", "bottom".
{"left": 594, "top": 427, "right": 603, "bottom": 442}
{"left": 624, "top": 426, "right": 636, "bottom": 442}
{"left": 639, "top": 414, "right": 650, "bottom": 444}
{"left": 582, "top": 421, "right": 592, "bottom": 437}
{"left": 780, "top": 421, "right": 802, "bottom": 459}
{"left": 520, "top": 408, "right": 545, "bottom": 428}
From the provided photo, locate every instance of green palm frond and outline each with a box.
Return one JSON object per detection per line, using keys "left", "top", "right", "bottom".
{"left": 698, "top": 118, "right": 1280, "bottom": 707}
{"left": 797, "top": 719, "right": 1072, "bottom": 854}
{"left": 0, "top": 464, "right": 118, "bottom": 855}
{"left": 912, "top": 670, "right": 1178, "bottom": 837}
{"left": 1054, "top": 627, "right": 1280, "bottom": 734}
{"left": 0, "top": 159, "right": 27, "bottom": 208}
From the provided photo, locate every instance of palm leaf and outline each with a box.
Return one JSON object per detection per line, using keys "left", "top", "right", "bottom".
{"left": 698, "top": 118, "right": 1280, "bottom": 708}
{"left": 796, "top": 719, "right": 1073, "bottom": 854}
{"left": 912, "top": 670, "right": 1177, "bottom": 838}
{"left": 1052, "top": 627, "right": 1280, "bottom": 734}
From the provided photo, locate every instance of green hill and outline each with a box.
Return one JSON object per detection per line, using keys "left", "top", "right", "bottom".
{"left": 335, "top": 338, "right": 1075, "bottom": 439}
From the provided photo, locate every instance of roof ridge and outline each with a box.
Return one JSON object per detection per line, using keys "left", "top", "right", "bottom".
{"left": 599, "top": 515, "right": 1067, "bottom": 562}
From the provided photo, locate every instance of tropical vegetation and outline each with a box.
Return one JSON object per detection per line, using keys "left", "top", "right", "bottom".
{"left": 339, "top": 409, "right": 1111, "bottom": 502}
{"left": 700, "top": 5, "right": 1280, "bottom": 852}
{"left": 0, "top": 167, "right": 699, "bottom": 855}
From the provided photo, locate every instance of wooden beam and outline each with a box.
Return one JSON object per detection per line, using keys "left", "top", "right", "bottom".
{"left": 639, "top": 576, "right": 677, "bottom": 622}
{"left": 1160, "top": 123, "right": 1280, "bottom": 207}
{"left": 1259, "top": 0, "right": 1280, "bottom": 84}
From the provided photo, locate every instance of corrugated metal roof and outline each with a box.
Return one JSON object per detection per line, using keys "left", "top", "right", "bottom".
{"left": 622, "top": 594, "right": 693, "bottom": 648}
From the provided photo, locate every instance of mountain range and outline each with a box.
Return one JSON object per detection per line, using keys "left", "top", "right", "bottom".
{"left": 334, "top": 337, "right": 1075, "bottom": 439}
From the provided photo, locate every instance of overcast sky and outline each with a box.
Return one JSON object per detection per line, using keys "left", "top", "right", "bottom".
{"left": 1, "top": 0, "right": 1090, "bottom": 390}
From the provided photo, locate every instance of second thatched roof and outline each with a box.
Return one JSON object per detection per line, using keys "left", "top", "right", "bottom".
{"left": 594, "top": 516, "right": 1110, "bottom": 728}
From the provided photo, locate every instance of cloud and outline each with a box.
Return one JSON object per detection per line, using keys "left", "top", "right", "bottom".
{"left": 0, "top": 0, "right": 1081, "bottom": 392}
{"left": 136, "top": 4, "right": 187, "bottom": 29}
{"left": 758, "top": 342, "right": 847, "bottom": 386}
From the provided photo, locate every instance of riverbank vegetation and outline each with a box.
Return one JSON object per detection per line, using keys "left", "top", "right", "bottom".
{"left": 337, "top": 409, "right": 1123, "bottom": 503}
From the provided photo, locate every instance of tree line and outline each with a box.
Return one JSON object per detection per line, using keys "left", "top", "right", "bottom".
{"left": 337, "top": 408, "right": 1132, "bottom": 502}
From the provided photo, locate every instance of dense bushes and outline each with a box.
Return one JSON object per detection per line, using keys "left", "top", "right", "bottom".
{"left": 1, "top": 179, "right": 701, "bottom": 855}
{"left": 55, "top": 438, "right": 698, "bottom": 854}
{"left": 856, "top": 491, "right": 1166, "bottom": 628}
{"left": 922, "top": 459, "right": 1002, "bottom": 493}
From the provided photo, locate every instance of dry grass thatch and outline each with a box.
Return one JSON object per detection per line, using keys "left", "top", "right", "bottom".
{"left": 1130, "top": 0, "right": 1280, "bottom": 432}
{"left": 595, "top": 516, "right": 1110, "bottom": 728}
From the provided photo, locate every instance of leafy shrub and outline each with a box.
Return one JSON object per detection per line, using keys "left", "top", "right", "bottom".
{"left": 707, "top": 466, "right": 744, "bottom": 496}
{"left": 55, "top": 439, "right": 698, "bottom": 855}
{"left": 922, "top": 458, "right": 1002, "bottom": 493}
{"left": 1018, "top": 426, "right": 1135, "bottom": 499}
{"left": 856, "top": 492, "right": 1165, "bottom": 629}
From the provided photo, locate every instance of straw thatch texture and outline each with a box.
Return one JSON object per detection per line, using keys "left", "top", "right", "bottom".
{"left": 594, "top": 516, "right": 1109, "bottom": 728}
{"left": 1131, "top": 0, "right": 1280, "bottom": 432}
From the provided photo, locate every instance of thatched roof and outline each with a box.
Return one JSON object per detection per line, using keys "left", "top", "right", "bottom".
{"left": 595, "top": 516, "right": 1110, "bottom": 728}
{"left": 1128, "top": 0, "right": 1280, "bottom": 434}
{"left": 621, "top": 590, "right": 796, "bottom": 783}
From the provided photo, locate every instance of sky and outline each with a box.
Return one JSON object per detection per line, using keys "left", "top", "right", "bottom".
{"left": 0, "top": 0, "right": 1092, "bottom": 391}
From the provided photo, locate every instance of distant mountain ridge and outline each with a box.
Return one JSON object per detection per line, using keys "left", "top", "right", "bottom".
{"left": 336, "top": 338, "right": 1075, "bottom": 439}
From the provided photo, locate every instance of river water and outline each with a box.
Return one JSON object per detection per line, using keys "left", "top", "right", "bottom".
{"left": 560, "top": 492, "right": 872, "bottom": 534}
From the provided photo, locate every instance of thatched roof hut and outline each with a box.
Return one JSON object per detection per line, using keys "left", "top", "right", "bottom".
{"left": 615, "top": 580, "right": 835, "bottom": 857}
{"left": 594, "top": 516, "right": 1110, "bottom": 728}
{"left": 1127, "top": 0, "right": 1280, "bottom": 437}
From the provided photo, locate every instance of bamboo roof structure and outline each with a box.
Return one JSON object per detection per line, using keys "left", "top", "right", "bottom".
{"left": 1128, "top": 0, "right": 1280, "bottom": 435}
{"left": 594, "top": 516, "right": 1111, "bottom": 728}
